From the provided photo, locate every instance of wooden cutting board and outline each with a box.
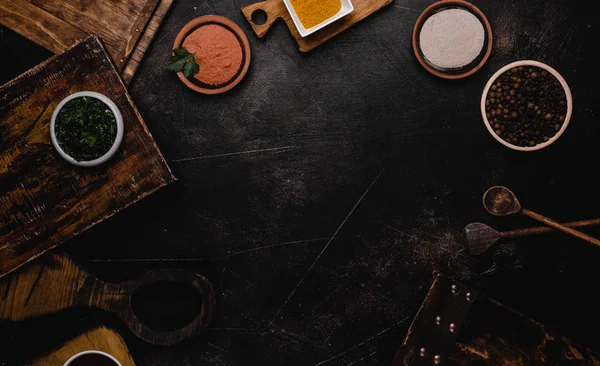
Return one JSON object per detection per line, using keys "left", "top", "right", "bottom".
{"left": 0, "top": 35, "right": 175, "bottom": 278}
{"left": 0, "top": 0, "right": 173, "bottom": 84}
{"left": 0, "top": 251, "right": 216, "bottom": 346}
{"left": 241, "top": 0, "right": 392, "bottom": 52}
{"left": 28, "top": 326, "right": 136, "bottom": 366}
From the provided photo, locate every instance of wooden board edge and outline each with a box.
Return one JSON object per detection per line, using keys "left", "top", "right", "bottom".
{"left": 27, "top": 326, "right": 136, "bottom": 366}
{"left": 113, "top": 0, "right": 161, "bottom": 71}
{"left": 391, "top": 271, "right": 441, "bottom": 366}
{"left": 0, "top": 34, "right": 95, "bottom": 93}
{"left": 90, "top": 34, "right": 175, "bottom": 183}
{"left": 123, "top": 0, "right": 174, "bottom": 84}
{"left": 0, "top": 0, "right": 87, "bottom": 54}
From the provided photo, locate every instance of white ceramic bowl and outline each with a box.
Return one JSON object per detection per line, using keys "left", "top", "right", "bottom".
{"left": 283, "top": 0, "right": 354, "bottom": 37}
{"left": 63, "top": 350, "right": 122, "bottom": 366}
{"left": 50, "top": 91, "right": 124, "bottom": 167}
{"left": 481, "top": 60, "right": 573, "bottom": 151}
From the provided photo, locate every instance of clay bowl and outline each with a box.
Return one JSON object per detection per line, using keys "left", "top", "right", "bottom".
{"left": 481, "top": 60, "right": 573, "bottom": 151}
{"left": 412, "top": 0, "right": 493, "bottom": 79}
{"left": 173, "top": 15, "right": 251, "bottom": 95}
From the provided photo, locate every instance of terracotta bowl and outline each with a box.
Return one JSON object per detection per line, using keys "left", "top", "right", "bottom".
{"left": 481, "top": 60, "right": 573, "bottom": 152}
{"left": 412, "top": 0, "right": 493, "bottom": 79}
{"left": 173, "top": 15, "right": 251, "bottom": 95}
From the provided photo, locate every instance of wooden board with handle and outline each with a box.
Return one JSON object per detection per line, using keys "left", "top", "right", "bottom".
{"left": 0, "top": 0, "right": 173, "bottom": 84}
{"left": 0, "top": 252, "right": 216, "bottom": 346}
{"left": 27, "top": 326, "right": 136, "bottom": 366}
{"left": 0, "top": 35, "right": 175, "bottom": 278}
{"left": 241, "top": 0, "right": 392, "bottom": 52}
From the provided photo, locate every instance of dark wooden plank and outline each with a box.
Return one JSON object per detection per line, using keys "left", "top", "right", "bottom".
{"left": 0, "top": 0, "right": 87, "bottom": 53}
{"left": 0, "top": 0, "right": 165, "bottom": 79}
{"left": 0, "top": 35, "right": 175, "bottom": 277}
{"left": 28, "top": 327, "right": 136, "bottom": 366}
{"left": 27, "top": 0, "right": 160, "bottom": 69}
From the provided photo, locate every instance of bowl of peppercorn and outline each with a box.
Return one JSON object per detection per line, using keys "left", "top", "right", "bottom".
{"left": 50, "top": 91, "right": 124, "bottom": 167}
{"left": 481, "top": 60, "right": 572, "bottom": 151}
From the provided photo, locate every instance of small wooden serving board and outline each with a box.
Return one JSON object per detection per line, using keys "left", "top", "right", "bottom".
{"left": 0, "top": 35, "right": 175, "bottom": 278}
{"left": 0, "top": 0, "right": 173, "bottom": 84}
{"left": 241, "top": 0, "right": 392, "bottom": 52}
{"left": 28, "top": 326, "right": 136, "bottom": 366}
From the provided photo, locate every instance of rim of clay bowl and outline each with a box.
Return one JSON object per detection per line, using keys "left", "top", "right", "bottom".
{"left": 173, "top": 15, "right": 251, "bottom": 95}
{"left": 50, "top": 91, "right": 124, "bottom": 167}
{"left": 412, "top": 0, "right": 493, "bottom": 79}
{"left": 481, "top": 60, "right": 573, "bottom": 152}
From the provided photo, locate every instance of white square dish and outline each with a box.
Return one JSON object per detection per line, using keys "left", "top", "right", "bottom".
{"left": 283, "top": 0, "right": 354, "bottom": 38}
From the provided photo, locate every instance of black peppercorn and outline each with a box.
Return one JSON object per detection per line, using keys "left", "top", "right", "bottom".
{"left": 485, "top": 66, "right": 568, "bottom": 147}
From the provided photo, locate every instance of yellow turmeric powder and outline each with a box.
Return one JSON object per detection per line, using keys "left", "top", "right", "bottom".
{"left": 289, "top": 0, "right": 342, "bottom": 29}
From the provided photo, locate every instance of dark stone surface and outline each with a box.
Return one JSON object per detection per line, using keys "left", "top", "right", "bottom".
{"left": 1, "top": 0, "right": 600, "bottom": 365}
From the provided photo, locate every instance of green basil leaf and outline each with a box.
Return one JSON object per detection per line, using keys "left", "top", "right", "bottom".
{"left": 173, "top": 47, "right": 189, "bottom": 58}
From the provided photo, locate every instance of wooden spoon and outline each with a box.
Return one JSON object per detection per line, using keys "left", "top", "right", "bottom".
{"left": 463, "top": 218, "right": 600, "bottom": 255}
{"left": 483, "top": 186, "right": 600, "bottom": 248}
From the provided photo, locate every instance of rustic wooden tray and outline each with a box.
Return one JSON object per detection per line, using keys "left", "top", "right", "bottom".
{"left": 0, "top": 35, "right": 175, "bottom": 278}
{"left": 241, "top": 0, "right": 392, "bottom": 52}
{"left": 0, "top": 0, "right": 173, "bottom": 84}
{"left": 27, "top": 326, "right": 136, "bottom": 366}
{"left": 392, "top": 273, "right": 600, "bottom": 365}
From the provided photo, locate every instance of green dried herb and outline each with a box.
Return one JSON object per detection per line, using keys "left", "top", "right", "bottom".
{"left": 55, "top": 96, "right": 117, "bottom": 162}
{"left": 166, "top": 47, "right": 200, "bottom": 78}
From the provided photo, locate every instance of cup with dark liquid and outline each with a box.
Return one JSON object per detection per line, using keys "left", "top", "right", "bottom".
{"left": 63, "top": 351, "right": 122, "bottom": 366}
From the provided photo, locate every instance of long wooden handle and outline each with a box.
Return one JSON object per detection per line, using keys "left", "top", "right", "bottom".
{"left": 502, "top": 217, "right": 600, "bottom": 238}
{"left": 521, "top": 209, "right": 600, "bottom": 247}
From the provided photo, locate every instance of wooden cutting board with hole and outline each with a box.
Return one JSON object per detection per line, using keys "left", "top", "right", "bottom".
{"left": 241, "top": 0, "right": 392, "bottom": 52}
{"left": 0, "top": 0, "right": 173, "bottom": 84}
{"left": 27, "top": 327, "right": 136, "bottom": 366}
{"left": 0, "top": 35, "right": 175, "bottom": 278}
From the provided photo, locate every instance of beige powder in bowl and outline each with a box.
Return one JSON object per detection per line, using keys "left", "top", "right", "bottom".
{"left": 419, "top": 8, "right": 485, "bottom": 70}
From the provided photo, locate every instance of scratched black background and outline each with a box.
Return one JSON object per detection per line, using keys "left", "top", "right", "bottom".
{"left": 1, "top": 0, "right": 600, "bottom": 364}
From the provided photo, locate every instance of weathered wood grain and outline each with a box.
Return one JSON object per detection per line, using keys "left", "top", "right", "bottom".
{"left": 0, "top": 35, "right": 175, "bottom": 278}
{"left": 123, "top": 0, "right": 174, "bottom": 84}
{"left": 0, "top": 0, "right": 87, "bottom": 53}
{"left": 0, "top": 252, "right": 216, "bottom": 346}
{"left": 0, "top": 0, "right": 172, "bottom": 81}
{"left": 392, "top": 273, "right": 600, "bottom": 365}
{"left": 241, "top": 0, "right": 392, "bottom": 52}
{"left": 28, "top": 326, "right": 136, "bottom": 366}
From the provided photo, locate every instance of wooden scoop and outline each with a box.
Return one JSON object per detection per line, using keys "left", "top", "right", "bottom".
{"left": 0, "top": 252, "right": 215, "bottom": 346}
{"left": 463, "top": 218, "right": 600, "bottom": 256}
{"left": 483, "top": 186, "right": 600, "bottom": 248}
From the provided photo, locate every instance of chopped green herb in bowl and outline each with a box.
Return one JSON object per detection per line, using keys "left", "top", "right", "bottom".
{"left": 50, "top": 91, "right": 124, "bottom": 167}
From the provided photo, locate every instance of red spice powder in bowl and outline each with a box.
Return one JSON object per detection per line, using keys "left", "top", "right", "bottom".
{"left": 173, "top": 16, "right": 251, "bottom": 94}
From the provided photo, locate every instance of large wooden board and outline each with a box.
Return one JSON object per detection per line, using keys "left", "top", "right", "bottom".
{"left": 0, "top": 0, "right": 173, "bottom": 84}
{"left": 28, "top": 326, "right": 136, "bottom": 366}
{"left": 241, "top": 0, "right": 392, "bottom": 52}
{"left": 0, "top": 35, "right": 175, "bottom": 278}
